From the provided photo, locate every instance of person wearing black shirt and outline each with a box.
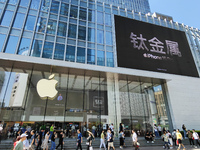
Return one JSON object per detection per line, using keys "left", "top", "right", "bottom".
{"left": 36, "top": 129, "right": 44, "bottom": 150}
{"left": 50, "top": 131, "right": 57, "bottom": 150}
{"left": 86, "top": 132, "right": 93, "bottom": 150}
{"left": 107, "top": 129, "right": 115, "bottom": 150}
{"left": 56, "top": 131, "right": 64, "bottom": 150}
{"left": 145, "top": 131, "right": 153, "bottom": 143}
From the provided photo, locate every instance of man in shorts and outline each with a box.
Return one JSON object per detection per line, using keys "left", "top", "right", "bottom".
{"left": 107, "top": 129, "right": 115, "bottom": 150}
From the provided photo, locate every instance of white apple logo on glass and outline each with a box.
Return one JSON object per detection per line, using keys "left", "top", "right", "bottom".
{"left": 36, "top": 74, "right": 58, "bottom": 100}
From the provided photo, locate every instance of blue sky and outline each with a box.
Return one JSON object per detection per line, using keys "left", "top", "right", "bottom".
{"left": 149, "top": 0, "right": 200, "bottom": 30}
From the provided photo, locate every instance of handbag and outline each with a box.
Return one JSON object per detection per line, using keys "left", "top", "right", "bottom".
{"left": 86, "top": 142, "right": 89, "bottom": 145}
{"left": 89, "top": 146, "right": 93, "bottom": 150}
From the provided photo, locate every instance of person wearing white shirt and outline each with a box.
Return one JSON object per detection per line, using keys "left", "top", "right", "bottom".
{"left": 109, "top": 124, "right": 114, "bottom": 132}
{"left": 192, "top": 129, "right": 200, "bottom": 148}
{"left": 132, "top": 130, "right": 138, "bottom": 150}
{"left": 158, "top": 125, "right": 162, "bottom": 137}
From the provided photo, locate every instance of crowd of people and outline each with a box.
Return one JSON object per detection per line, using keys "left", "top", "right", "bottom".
{"left": 146, "top": 124, "right": 200, "bottom": 149}
{"left": 1, "top": 122, "right": 200, "bottom": 150}
{"left": 8, "top": 123, "right": 121, "bottom": 150}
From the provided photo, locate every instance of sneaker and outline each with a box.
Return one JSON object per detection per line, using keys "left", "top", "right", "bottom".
{"left": 163, "top": 146, "right": 166, "bottom": 149}
{"left": 152, "top": 141, "right": 154, "bottom": 143}
{"left": 147, "top": 141, "right": 149, "bottom": 143}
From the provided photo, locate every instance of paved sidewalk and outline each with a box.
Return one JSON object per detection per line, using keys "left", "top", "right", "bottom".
{"left": 94, "top": 145, "right": 200, "bottom": 150}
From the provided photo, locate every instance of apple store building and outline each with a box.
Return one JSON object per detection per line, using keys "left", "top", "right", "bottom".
{"left": 1, "top": 0, "right": 200, "bottom": 136}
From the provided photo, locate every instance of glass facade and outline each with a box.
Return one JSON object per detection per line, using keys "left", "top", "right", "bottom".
{"left": 0, "top": 65, "right": 170, "bottom": 136}
{"left": 0, "top": 0, "right": 151, "bottom": 68}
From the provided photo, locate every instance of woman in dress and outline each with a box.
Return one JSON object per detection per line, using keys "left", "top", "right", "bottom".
{"left": 41, "top": 131, "right": 50, "bottom": 150}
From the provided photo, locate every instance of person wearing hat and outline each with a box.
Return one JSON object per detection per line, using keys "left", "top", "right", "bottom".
{"left": 14, "top": 133, "right": 28, "bottom": 150}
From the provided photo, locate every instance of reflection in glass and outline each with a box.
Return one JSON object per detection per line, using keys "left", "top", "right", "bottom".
{"left": 4, "top": 36, "right": 19, "bottom": 54}
{"left": 97, "top": 30, "right": 104, "bottom": 44}
{"left": 40, "top": 0, "right": 50, "bottom": 12}
{"left": 30, "top": 39, "right": 42, "bottom": 57}
{"left": 87, "top": 49, "right": 95, "bottom": 64}
{"left": 105, "top": 14, "right": 111, "bottom": 26}
{"left": 88, "top": 28, "right": 95, "bottom": 42}
{"left": 60, "top": 3, "right": 69, "bottom": 16}
{"left": 54, "top": 43, "right": 65, "bottom": 60}
{"left": 50, "top": 0, "right": 59, "bottom": 14}
{"left": 8, "top": 0, "right": 18, "bottom": 4}
{"left": 0, "top": 10, "right": 14, "bottom": 26}
{"left": 66, "top": 45, "right": 75, "bottom": 62}
{"left": 88, "top": 10, "right": 95, "bottom": 22}
{"left": 46, "top": 19, "right": 57, "bottom": 35}
{"left": 97, "top": 12, "right": 103, "bottom": 24}
{"left": 78, "top": 26, "right": 86, "bottom": 40}
{"left": 70, "top": 5, "right": 78, "bottom": 18}
{"left": 0, "top": 34, "right": 6, "bottom": 52}
{"left": 68, "top": 24, "right": 77, "bottom": 38}
{"left": 42, "top": 41, "right": 54, "bottom": 59}
{"left": 20, "top": 0, "right": 30, "bottom": 7}
{"left": 97, "top": 50, "right": 105, "bottom": 66}
{"left": 57, "top": 22, "right": 67, "bottom": 37}
{"left": 25, "top": 15, "right": 36, "bottom": 31}
{"left": 71, "top": 0, "right": 78, "bottom": 5}
{"left": 106, "top": 52, "right": 114, "bottom": 67}
{"left": 77, "top": 47, "right": 85, "bottom": 63}
{"left": 106, "top": 31, "right": 112, "bottom": 45}
{"left": 13, "top": 13, "right": 25, "bottom": 29}
{"left": 36, "top": 17, "right": 47, "bottom": 33}
{"left": 17, "top": 38, "right": 31, "bottom": 56}
{"left": 30, "top": 0, "right": 40, "bottom": 10}
{"left": 79, "top": 7, "right": 87, "bottom": 20}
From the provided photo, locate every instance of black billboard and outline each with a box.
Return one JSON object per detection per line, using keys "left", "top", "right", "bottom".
{"left": 115, "top": 15, "right": 199, "bottom": 77}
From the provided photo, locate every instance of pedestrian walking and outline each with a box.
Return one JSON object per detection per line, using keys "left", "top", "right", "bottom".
{"left": 119, "top": 130, "right": 124, "bottom": 149}
{"left": 166, "top": 130, "right": 173, "bottom": 149}
{"left": 76, "top": 129, "right": 83, "bottom": 150}
{"left": 23, "top": 132, "right": 30, "bottom": 150}
{"left": 56, "top": 131, "right": 64, "bottom": 150}
{"left": 41, "top": 131, "right": 50, "bottom": 150}
{"left": 100, "top": 130, "right": 106, "bottom": 149}
{"left": 50, "top": 131, "right": 57, "bottom": 150}
{"left": 14, "top": 133, "right": 28, "bottom": 150}
{"left": 132, "top": 130, "right": 139, "bottom": 150}
{"left": 86, "top": 131, "right": 93, "bottom": 150}
{"left": 187, "top": 130, "right": 194, "bottom": 147}
{"left": 192, "top": 129, "right": 200, "bottom": 148}
{"left": 107, "top": 129, "right": 115, "bottom": 150}
{"left": 29, "top": 130, "right": 37, "bottom": 150}
{"left": 162, "top": 131, "right": 170, "bottom": 149}
{"left": 176, "top": 129, "right": 186, "bottom": 150}
{"left": 36, "top": 129, "right": 44, "bottom": 150}
{"left": 13, "top": 136, "right": 21, "bottom": 150}
{"left": 49, "top": 124, "right": 54, "bottom": 141}
{"left": 171, "top": 129, "right": 177, "bottom": 148}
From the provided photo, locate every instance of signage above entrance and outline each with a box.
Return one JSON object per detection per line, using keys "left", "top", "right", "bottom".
{"left": 115, "top": 15, "right": 199, "bottom": 77}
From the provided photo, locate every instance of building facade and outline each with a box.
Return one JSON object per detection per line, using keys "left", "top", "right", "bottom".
{"left": 0, "top": 0, "right": 200, "bottom": 135}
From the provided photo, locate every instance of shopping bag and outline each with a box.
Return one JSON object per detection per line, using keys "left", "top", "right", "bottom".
{"left": 176, "top": 140, "right": 179, "bottom": 145}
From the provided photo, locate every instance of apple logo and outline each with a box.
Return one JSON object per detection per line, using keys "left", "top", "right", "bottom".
{"left": 36, "top": 74, "right": 58, "bottom": 100}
